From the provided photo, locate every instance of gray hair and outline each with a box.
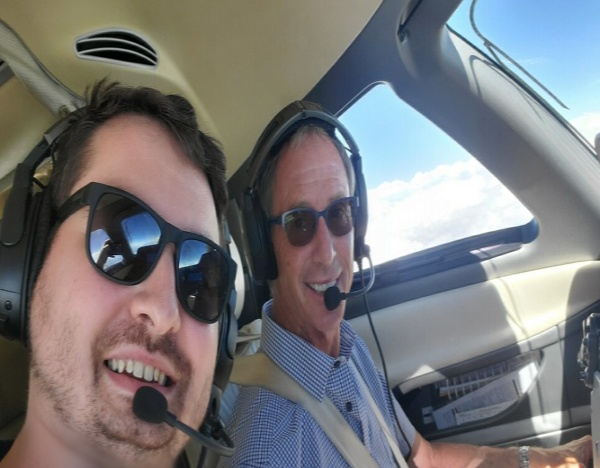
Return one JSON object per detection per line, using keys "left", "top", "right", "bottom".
{"left": 257, "top": 124, "right": 356, "bottom": 217}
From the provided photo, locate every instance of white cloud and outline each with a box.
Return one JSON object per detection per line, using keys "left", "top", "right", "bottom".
{"left": 365, "top": 159, "right": 533, "bottom": 266}
{"left": 569, "top": 112, "right": 600, "bottom": 146}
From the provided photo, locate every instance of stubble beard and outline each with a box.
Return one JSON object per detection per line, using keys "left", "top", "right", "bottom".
{"left": 29, "top": 271, "right": 213, "bottom": 467}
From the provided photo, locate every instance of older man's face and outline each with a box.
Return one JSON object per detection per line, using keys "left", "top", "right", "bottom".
{"left": 270, "top": 133, "right": 354, "bottom": 343}
{"left": 28, "top": 115, "right": 220, "bottom": 467}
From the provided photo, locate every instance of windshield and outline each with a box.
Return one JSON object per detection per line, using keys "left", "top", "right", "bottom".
{"left": 340, "top": 84, "right": 533, "bottom": 268}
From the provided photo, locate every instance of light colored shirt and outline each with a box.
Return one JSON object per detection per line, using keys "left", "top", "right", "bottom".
{"left": 221, "top": 299, "right": 416, "bottom": 467}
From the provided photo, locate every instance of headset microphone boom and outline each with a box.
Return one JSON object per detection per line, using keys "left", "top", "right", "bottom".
{"left": 323, "top": 253, "right": 376, "bottom": 311}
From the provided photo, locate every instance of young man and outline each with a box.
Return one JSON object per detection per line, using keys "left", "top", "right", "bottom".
{"left": 0, "top": 81, "right": 235, "bottom": 468}
{"left": 222, "top": 102, "right": 592, "bottom": 467}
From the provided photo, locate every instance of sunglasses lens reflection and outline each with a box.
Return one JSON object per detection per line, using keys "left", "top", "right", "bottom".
{"left": 89, "top": 193, "right": 162, "bottom": 282}
{"left": 283, "top": 198, "right": 355, "bottom": 247}
{"left": 178, "top": 240, "right": 224, "bottom": 322}
{"left": 284, "top": 210, "right": 316, "bottom": 246}
{"left": 87, "top": 192, "right": 228, "bottom": 323}
{"left": 326, "top": 199, "right": 354, "bottom": 237}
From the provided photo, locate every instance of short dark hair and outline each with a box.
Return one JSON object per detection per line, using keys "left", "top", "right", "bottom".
{"left": 257, "top": 124, "right": 355, "bottom": 216}
{"left": 51, "top": 79, "right": 228, "bottom": 241}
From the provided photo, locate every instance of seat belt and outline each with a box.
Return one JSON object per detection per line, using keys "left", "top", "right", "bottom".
{"left": 349, "top": 360, "right": 408, "bottom": 468}
{"left": 230, "top": 352, "right": 408, "bottom": 468}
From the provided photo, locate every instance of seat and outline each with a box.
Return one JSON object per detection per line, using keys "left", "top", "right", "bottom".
{"left": 193, "top": 319, "right": 262, "bottom": 468}
{"left": 0, "top": 337, "right": 29, "bottom": 439}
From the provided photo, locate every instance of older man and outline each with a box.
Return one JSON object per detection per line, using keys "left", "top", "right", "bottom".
{"left": 0, "top": 81, "right": 235, "bottom": 468}
{"left": 222, "top": 101, "right": 591, "bottom": 467}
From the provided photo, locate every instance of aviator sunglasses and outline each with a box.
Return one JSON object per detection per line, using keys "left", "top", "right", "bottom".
{"left": 57, "top": 182, "right": 236, "bottom": 324}
{"left": 269, "top": 196, "right": 358, "bottom": 247}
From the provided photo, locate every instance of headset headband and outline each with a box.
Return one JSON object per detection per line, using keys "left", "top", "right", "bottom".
{"left": 0, "top": 115, "right": 75, "bottom": 342}
{"left": 1, "top": 117, "right": 73, "bottom": 247}
{"left": 241, "top": 100, "right": 369, "bottom": 283}
{"left": 246, "top": 101, "right": 361, "bottom": 187}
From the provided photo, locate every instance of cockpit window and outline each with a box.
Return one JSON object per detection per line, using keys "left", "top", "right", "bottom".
{"left": 448, "top": 0, "right": 600, "bottom": 148}
{"left": 340, "top": 84, "right": 533, "bottom": 268}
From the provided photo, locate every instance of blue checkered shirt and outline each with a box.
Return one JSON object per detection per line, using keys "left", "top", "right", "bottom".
{"left": 220, "top": 300, "right": 416, "bottom": 467}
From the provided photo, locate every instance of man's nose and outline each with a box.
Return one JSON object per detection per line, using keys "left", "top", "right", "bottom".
{"left": 128, "top": 244, "right": 181, "bottom": 335}
{"left": 311, "top": 216, "right": 335, "bottom": 264}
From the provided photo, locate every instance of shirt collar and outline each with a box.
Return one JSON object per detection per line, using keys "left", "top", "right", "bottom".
{"left": 261, "top": 299, "right": 356, "bottom": 400}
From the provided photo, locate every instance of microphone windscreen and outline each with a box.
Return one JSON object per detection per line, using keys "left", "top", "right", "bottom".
{"left": 324, "top": 286, "right": 342, "bottom": 311}
{"left": 133, "top": 386, "right": 168, "bottom": 424}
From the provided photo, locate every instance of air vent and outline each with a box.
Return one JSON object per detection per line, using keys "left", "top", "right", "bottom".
{"left": 75, "top": 29, "right": 158, "bottom": 69}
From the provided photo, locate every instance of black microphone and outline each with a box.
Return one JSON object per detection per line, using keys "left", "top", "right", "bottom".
{"left": 133, "top": 386, "right": 234, "bottom": 457}
{"left": 323, "top": 255, "right": 376, "bottom": 311}
{"left": 324, "top": 286, "right": 346, "bottom": 311}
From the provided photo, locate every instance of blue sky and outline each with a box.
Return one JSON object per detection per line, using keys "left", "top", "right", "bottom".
{"left": 338, "top": 1, "right": 598, "bottom": 265}
{"left": 449, "top": 0, "right": 600, "bottom": 120}
{"left": 340, "top": 86, "right": 469, "bottom": 187}
{"left": 342, "top": 1, "right": 600, "bottom": 189}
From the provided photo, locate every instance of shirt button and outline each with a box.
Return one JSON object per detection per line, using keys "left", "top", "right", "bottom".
{"left": 333, "top": 360, "right": 341, "bottom": 369}
{"left": 346, "top": 402, "right": 353, "bottom": 412}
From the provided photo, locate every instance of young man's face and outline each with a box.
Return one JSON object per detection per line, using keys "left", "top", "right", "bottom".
{"left": 270, "top": 133, "right": 354, "bottom": 346}
{"left": 28, "top": 115, "right": 220, "bottom": 466}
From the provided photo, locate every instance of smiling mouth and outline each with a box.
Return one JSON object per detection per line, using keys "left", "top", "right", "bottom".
{"left": 307, "top": 280, "right": 337, "bottom": 293}
{"left": 105, "top": 359, "right": 172, "bottom": 387}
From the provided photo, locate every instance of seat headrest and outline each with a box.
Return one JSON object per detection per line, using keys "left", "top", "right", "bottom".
{"left": 228, "top": 236, "right": 245, "bottom": 320}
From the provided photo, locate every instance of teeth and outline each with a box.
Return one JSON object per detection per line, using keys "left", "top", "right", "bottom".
{"left": 308, "top": 280, "right": 337, "bottom": 292}
{"left": 133, "top": 362, "right": 144, "bottom": 378}
{"left": 106, "top": 359, "right": 169, "bottom": 387}
{"left": 143, "top": 365, "right": 154, "bottom": 382}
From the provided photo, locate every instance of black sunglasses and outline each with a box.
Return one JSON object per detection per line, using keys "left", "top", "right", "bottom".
{"left": 57, "top": 182, "right": 236, "bottom": 324}
{"left": 269, "top": 196, "right": 358, "bottom": 247}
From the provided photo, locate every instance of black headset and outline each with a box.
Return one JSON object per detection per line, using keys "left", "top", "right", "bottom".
{"left": 0, "top": 116, "right": 74, "bottom": 343}
{"left": 241, "top": 100, "right": 369, "bottom": 283}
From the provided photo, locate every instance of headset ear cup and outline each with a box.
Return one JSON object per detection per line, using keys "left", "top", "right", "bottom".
{"left": 213, "top": 298, "right": 236, "bottom": 393}
{"left": 23, "top": 189, "right": 56, "bottom": 344}
{"left": 242, "top": 189, "right": 277, "bottom": 283}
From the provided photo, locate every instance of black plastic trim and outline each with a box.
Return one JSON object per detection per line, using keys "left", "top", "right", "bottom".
{"left": 0, "top": 60, "right": 13, "bottom": 88}
{"left": 344, "top": 219, "right": 538, "bottom": 320}
{"left": 369, "top": 218, "right": 537, "bottom": 288}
